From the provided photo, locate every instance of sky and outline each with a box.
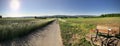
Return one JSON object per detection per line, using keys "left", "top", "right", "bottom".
{"left": 0, "top": 0, "right": 120, "bottom": 17}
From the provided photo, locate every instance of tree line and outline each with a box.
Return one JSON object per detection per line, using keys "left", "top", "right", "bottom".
{"left": 100, "top": 14, "right": 120, "bottom": 17}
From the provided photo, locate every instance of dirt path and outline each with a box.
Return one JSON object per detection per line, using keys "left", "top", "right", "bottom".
{"left": 0, "top": 20, "right": 63, "bottom": 46}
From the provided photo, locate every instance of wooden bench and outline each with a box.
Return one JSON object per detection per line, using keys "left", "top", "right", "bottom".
{"left": 86, "top": 25, "right": 120, "bottom": 46}
{"left": 96, "top": 25, "right": 120, "bottom": 36}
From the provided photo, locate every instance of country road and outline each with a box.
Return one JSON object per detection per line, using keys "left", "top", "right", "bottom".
{"left": 0, "top": 20, "right": 63, "bottom": 46}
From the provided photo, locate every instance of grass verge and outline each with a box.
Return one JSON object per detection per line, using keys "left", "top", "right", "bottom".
{"left": 59, "top": 17, "right": 120, "bottom": 46}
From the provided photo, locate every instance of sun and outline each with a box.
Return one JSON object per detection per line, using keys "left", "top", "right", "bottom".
{"left": 9, "top": 0, "right": 20, "bottom": 17}
{"left": 10, "top": 0, "right": 20, "bottom": 11}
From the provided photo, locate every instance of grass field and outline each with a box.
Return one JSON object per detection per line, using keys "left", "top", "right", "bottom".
{"left": 59, "top": 17, "right": 120, "bottom": 46}
{"left": 0, "top": 18, "right": 54, "bottom": 41}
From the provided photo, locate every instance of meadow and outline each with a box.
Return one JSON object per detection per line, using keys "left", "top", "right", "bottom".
{"left": 59, "top": 17, "right": 120, "bottom": 46}
{"left": 0, "top": 18, "right": 54, "bottom": 41}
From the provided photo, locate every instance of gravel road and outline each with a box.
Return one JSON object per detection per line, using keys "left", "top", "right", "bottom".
{"left": 0, "top": 20, "right": 63, "bottom": 46}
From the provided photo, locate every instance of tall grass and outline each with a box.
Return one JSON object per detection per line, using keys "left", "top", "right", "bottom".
{"left": 0, "top": 18, "right": 54, "bottom": 41}
{"left": 59, "top": 17, "right": 120, "bottom": 46}
{"left": 59, "top": 22, "right": 93, "bottom": 46}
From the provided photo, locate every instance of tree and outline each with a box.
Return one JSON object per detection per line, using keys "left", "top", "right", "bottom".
{"left": 0, "top": 15, "right": 2, "bottom": 18}
{"left": 35, "top": 16, "right": 37, "bottom": 18}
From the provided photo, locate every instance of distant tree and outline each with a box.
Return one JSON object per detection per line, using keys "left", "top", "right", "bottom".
{"left": 35, "top": 16, "right": 37, "bottom": 18}
{"left": 100, "top": 13, "right": 120, "bottom": 17}
{"left": 0, "top": 15, "right": 2, "bottom": 18}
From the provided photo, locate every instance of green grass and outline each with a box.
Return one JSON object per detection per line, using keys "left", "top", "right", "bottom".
{"left": 59, "top": 17, "right": 120, "bottom": 46}
{"left": 65, "top": 17, "right": 120, "bottom": 26}
{"left": 0, "top": 18, "right": 54, "bottom": 41}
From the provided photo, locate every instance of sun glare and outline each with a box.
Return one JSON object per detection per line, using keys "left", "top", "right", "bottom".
{"left": 9, "top": 0, "right": 20, "bottom": 17}
{"left": 10, "top": 0, "right": 20, "bottom": 11}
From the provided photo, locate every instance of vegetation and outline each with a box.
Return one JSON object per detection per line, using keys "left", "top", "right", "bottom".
{"left": 59, "top": 17, "right": 120, "bottom": 46}
{"left": 100, "top": 13, "right": 120, "bottom": 17}
{"left": 0, "top": 18, "right": 54, "bottom": 41}
{"left": 0, "top": 15, "right": 2, "bottom": 18}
